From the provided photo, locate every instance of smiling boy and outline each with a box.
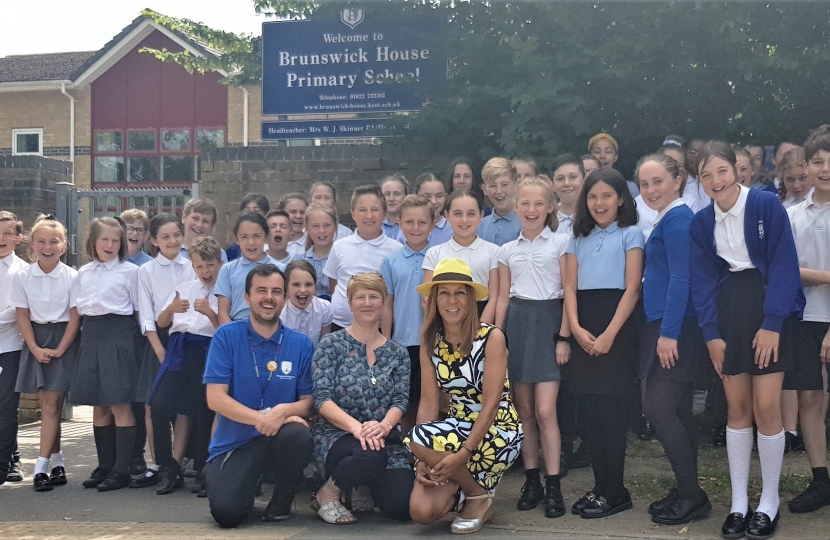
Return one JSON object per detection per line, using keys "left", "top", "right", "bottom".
{"left": 476, "top": 158, "right": 522, "bottom": 246}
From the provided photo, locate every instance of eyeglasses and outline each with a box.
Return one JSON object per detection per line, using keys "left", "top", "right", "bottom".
{"left": 125, "top": 227, "right": 147, "bottom": 235}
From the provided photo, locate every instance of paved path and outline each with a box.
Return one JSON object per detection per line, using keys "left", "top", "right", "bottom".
{"left": 1, "top": 418, "right": 827, "bottom": 539}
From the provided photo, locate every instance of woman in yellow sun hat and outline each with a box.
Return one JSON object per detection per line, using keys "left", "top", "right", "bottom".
{"left": 405, "top": 258, "right": 523, "bottom": 534}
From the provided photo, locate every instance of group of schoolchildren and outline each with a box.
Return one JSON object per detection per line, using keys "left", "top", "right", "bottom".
{"left": 0, "top": 125, "right": 829, "bottom": 540}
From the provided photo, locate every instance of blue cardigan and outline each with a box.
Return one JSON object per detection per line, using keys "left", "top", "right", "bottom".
{"left": 689, "top": 189, "right": 805, "bottom": 342}
{"left": 643, "top": 204, "right": 695, "bottom": 339}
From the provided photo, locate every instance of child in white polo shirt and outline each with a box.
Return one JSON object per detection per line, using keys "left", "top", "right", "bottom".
{"left": 280, "top": 260, "right": 332, "bottom": 346}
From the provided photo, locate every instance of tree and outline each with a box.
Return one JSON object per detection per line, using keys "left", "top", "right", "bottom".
{"left": 143, "top": 1, "right": 830, "bottom": 174}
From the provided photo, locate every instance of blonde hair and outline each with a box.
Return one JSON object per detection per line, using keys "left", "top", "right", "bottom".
{"left": 398, "top": 194, "right": 435, "bottom": 223}
{"left": 120, "top": 208, "right": 149, "bottom": 228}
{"left": 304, "top": 203, "right": 339, "bottom": 250}
{"left": 481, "top": 157, "right": 517, "bottom": 186}
{"left": 778, "top": 147, "right": 806, "bottom": 175}
{"left": 28, "top": 215, "right": 68, "bottom": 262}
{"left": 420, "top": 283, "right": 480, "bottom": 357}
{"left": 188, "top": 236, "right": 222, "bottom": 262}
{"left": 517, "top": 176, "right": 559, "bottom": 232}
{"left": 346, "top": 272, "right": 388, "bottom": 303}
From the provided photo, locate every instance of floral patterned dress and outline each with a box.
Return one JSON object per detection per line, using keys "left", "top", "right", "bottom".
{"left": 312, "top": 330, "right": 411, "bottom": 473}
{"left": 405, "top": 324, "right": 523, "bottom": 491}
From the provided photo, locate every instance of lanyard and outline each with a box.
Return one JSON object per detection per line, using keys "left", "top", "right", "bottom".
{"left": 248, "top": 326, "right": 284, "bottom": 410}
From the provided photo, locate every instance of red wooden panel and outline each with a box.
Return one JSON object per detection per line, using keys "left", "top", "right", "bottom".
{"left": 91, "top": 59, "right": 128, "bottom": 130}
{"left": 194, "top": 71, "right": 228, "bottom": 128}
{"left": 126, "top": 45, "right": 161, "bottom": 129}
{"left": 160, "top": 60, "right": 195, "bottom": 129}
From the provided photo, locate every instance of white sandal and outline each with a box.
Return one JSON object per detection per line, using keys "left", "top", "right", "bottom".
{"left": 317, "top": 499, "right": 358, "bottom": 525}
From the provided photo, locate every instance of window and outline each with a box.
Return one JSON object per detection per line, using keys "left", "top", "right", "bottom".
{"left": 95, "top": 157, "right": 125, "bottom": 183}
{"left": 128, "top": 157, "right": 158, "bottom": 182}
{"left": 96, "top": 131, "right": 122, "bottom": 152}
{"left": 196, "top": 129, "right": 225, "bottom": 152}
{"left": 162, "top": 156, "right": 192, "bottom": 182}
{"left": 12, "top": 128, "right": 43, "bottom": 156}
{"left": 162, "top": 130, "right": 190, "bottom": 151}
{"left": 128, "top": 130, "right": 155, "bottom": 152}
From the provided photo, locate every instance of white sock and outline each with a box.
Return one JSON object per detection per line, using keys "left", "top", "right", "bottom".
{"left": 49, "top": 452, "right": 64, "bottom": 469}
{"left": 146, "top": 464, "right": 160, "bottom": 477}
{"left": 35, "top": 457, "right": 50, "bottom": 476}
{"left": 787, "top": 430, "right": 797, "bottom": 437}
{"left": 756, "top": 430, "right": 785, "bottom": 519}
{"left": 727, "top": 426, "right": 754, "bottom": 515}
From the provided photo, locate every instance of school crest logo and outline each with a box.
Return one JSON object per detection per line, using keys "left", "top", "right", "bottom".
{"left": 281, "top": 361, "right": 292, "bottom": 375}
{"left": 341, "top": 8, "right": 364, "bottom": 29}
{"left": 757, "top": 220, "right": 765, "bottom": 239}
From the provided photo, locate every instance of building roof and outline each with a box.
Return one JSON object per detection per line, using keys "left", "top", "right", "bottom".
{"left": 0, "top": 51, "right": 97, "bottom": 83}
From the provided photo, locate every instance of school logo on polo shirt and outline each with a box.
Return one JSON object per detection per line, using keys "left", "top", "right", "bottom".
{"left": 281, "top": 361, "right": 293, "bottom": 375}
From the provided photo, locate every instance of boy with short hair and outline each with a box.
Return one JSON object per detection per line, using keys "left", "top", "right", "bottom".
{"left": 265, "top": 210, "right": 296, "bottom": 268}
{"left": 121, "top": 209, "right": 152, "bottom": 266}
{"left": 151, "top": 236, "right": 223, "bottom": 496}
{"left": 380, "top": 195, "right": 435, "bottom": 431}
{"left": 476, "top": 157, "right": 521, "bottom": 246}
{"left": 180, "top": 198, "right": 228, "bottom": 263}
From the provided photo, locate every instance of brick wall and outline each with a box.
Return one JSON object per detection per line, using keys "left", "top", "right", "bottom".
{"left": 0, "top": 87, "right": 92, "bottom": 149}
{"left": 200, "top": 144, "right": 425, "bottom": 246}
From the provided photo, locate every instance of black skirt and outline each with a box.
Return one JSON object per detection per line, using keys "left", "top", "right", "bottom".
{"left": 71, "top": 314, "right": 142, "bottom": 406}
{"left": 16, "top": 322, "right": 79, "bottom": 394}
{"left": 135, "top": 325, "right": 170, "bottom": 403}
{"left": 638, "top": 315, "right": 707, "bottom": 384}
{"left": 718, "top": 269, "right": 795, "bottom": 376}
{"left": 563, "top": 289, "right": 636, "bottom": 397}
{"left": 783, "top": 320, "right": 829, "bottom": 391}
{"left": 149, "top": 341, "right": 208, "bottom": 416}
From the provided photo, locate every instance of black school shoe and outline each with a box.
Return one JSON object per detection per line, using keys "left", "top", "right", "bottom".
{"left": 129, "top": 456, "right": 147, "bottom": 477}
{"left": 49, "top": 466, "right": 67, "bottom": 486}
{"left": 651, "top": 493, "right": 712, "bottom": 525}
{"left": 263, "top": 489, "right": 295, "bottom": 522}
{"left": 580, "top": 490, "right": 633, "bottom": 519}
{"left": 745, "top": 511, "right": 779, "bottom": 540}
{"left": 789, "top": 479, "right": 830, "bottom": 513}
{"left": 34, "top": 473, "right": 54, "bottom": 492}
{"left": 82, "top": 467, "right": 111, "bottom": 489}
{"left": 156, "top": 463, "right": 184, "bottom": 495}
{"left": 6, "top": 462, "right": 23, "bottom": 482}
{"left": 544, "top": 484, "right": 566, "bottom": 518}
{"left": 649, "top": 487, "right": 678, "bottom": 515}
{"left": 721, "top": 506, "right": 753, "bottom": 539}
{"left": 783, "top": 432, "right": 805, "bottom": 455}
{"left": 571, "top": 492, "right": 596, "bottom": 514}
{"left": 517, "top": 477, "right": 544, "bottom": 510}
{"left": 129, "top": 468, "right": 160, "bottom": 488}
{"left": 96, "top": 470, "right": 130, "bottom": 492}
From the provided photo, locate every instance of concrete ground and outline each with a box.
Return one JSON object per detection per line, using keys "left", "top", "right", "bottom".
{"left": 2, "top": 412, "right": 830, "bottom": 539}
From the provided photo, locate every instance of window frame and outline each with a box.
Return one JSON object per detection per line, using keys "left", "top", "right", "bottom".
{"left": 12, "top": 128, "right": 44, "bottom": 156}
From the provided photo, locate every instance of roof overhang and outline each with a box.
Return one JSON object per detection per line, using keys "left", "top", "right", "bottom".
{"left": 0, "top": 80, "right": 74, "bottom": 93}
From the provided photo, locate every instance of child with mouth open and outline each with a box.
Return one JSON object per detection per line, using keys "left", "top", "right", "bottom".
{"left": 121, "top": 209, "right": 152, "bottom": 267}
{"left": 265, "top": 210, "right": 298, "bottom": 268}
{"left": 279, "top": 260, "right": 332, "bottom": 347}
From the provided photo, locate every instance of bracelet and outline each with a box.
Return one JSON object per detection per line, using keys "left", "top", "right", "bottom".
{"left": 459, "top": 444, "right": 474, "bottom": 455}
{"left": 554, "top": 333, "right": 571, "bottom": 343}
{"left": 383, "top": 420, "right": 394, "bottom": 432}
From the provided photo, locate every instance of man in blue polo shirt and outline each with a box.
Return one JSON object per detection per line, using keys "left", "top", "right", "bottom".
{"left": 203, "top": 264, "right": 314, "bottom": 528}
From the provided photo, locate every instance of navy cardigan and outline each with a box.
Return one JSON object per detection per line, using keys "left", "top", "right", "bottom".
{"left": 689, "top": 189, "right": 805, "bottom": 342}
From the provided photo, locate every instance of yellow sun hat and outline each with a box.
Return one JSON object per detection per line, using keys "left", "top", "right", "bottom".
{"left": 416, "top": 258, "right": 490, "bottom": 301}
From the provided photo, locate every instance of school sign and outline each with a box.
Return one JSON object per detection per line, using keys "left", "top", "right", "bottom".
{"left": 261, "top": 8, "right": 443, "bottom": 118}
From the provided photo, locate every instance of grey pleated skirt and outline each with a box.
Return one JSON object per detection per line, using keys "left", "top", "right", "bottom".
{"left": 504, "top": 297, "right": 563, "bottom": 384}
{"left": 15, "top": 322, "right": 79, "bottom": 394}
{"left": 135, "top": 325, "right": 169, "bottom": 403}
{"left": 71, "top": 314, "right": 142, "bottom": 407}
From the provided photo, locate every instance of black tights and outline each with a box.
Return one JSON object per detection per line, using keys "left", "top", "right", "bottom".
{"left": 643, "top": 377, "right": 701, "bottom": 499}
{"left": 579, "top": 393, "right": 628, "bottom": 502}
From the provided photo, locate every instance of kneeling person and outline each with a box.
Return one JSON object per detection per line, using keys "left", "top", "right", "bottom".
{"left": 203, "top": 264, "right": 314, "bottom": 528}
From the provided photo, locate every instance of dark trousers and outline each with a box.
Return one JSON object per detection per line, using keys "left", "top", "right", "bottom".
{"left": 0, "top": 351, "right": 21, "bottom": 474}
{"left": 644, "top": 378, "right": 701, "bottom": 498}
{"left": 205, "top": 423, "right": 313, "bottom": 528}
{"left": 325, "top": 435, "right": 413, "bottom": 521}
{"left": 579, "top": 393, "right": 628, "bottom": 502}
{"left": 131, "top": 401, "right": 146, "bottom": 460}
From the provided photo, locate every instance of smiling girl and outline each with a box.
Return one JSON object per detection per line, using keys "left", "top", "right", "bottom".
{"left": 72, "top": 217, "right": 142, "bottom": 491}
{"left": 778, "top": 147, "right": 812, "bottom": 208}
{"left": 381, "top": 174, "right": 409, "bottom": 239}
{"left": 689, "top": 141, "right": 804, "bottom": 540}
{"left": 280, "top": 193, "right": 309, "bottom": 257}
{"left": 309, "top": 181, "right": 354, "bottom": 240}
{"left": 551, "top": 154, "right": 586, "bottom": 236}
{"left": 563, "top": 168, "right": 644, "bottom": 519}
{"left": 11, "top": 216, "right": 79, "bottom": 491}
{"left": 302, "top": 204, "right": 338, "bottom": 300}
{"left": 280, "top": 260, "right": 332, "bottom": 346}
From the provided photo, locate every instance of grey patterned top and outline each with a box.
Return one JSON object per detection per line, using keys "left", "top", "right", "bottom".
{"left": 311, "top": 329, "right": 411, "bottom": 471}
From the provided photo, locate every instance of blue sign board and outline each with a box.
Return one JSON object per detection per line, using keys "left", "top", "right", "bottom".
{"left": 261, "top": 118, "right": 408, "bottom": 141}
{"left": 262, "top": 8, "right": 442, "bottom": 116}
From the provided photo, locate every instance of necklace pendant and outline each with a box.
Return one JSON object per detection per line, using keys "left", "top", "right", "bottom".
{"left": 371, "top": 376, "right": 377, "bottom": 386}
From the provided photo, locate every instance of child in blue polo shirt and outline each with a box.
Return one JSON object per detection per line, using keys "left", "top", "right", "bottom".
{"left": 380, "top": 194, "right": 435, "bottom": 431}
{"left": 477, "top": 158, "right": 521, "bottom": 246}
{"left": 216, "top": 213, "right": 283, "bottom": 324}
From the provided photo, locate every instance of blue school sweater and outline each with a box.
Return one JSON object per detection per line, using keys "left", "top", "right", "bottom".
{"left": 643, "top": 204, "right": 695, "bottom": 339}
{"left": 689, "top": 189, "right": 805, "bottom": 342}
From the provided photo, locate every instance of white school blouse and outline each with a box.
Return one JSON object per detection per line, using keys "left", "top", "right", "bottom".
{"left": 423, "top": 236, "right": 500, "bottom": 292}
{"left": 137, "top": 254, "right": 197, "bottom": 333}
{"left": 9, "top": 261, "right": 77, "bottom": 324}
{"left": 498, "top": 228, "right": 569, "bottom": 300}
{"left": 73, "top": 259, "right": 139, "bottom": 316}
{"left": 166, "top": 279, "right": 219, "bottom": 338}
{"left": 280, "top": 296, "right": 333, "bottom": 346}
{"left": 788, "top": 192, "right": 830, "bottom": 323}
{"left": 0, "top": 252, "right": 29, "bottom": 353}
{"left": 714, "top": 185, "right": 754, "bottom": 272}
